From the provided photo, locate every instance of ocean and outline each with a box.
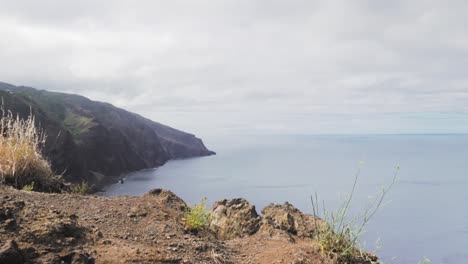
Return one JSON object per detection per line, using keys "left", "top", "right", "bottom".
{"left": 104, "top": 134, "right": 468, "bottom": 263}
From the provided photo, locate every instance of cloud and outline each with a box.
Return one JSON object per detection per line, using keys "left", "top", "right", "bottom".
{"left": 1, "top": 0, "right": 468, "bottom": 135}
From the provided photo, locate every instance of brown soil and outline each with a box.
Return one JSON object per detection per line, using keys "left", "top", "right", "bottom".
{"left": 0, "top": 186, "right": 350, "bottom": 264}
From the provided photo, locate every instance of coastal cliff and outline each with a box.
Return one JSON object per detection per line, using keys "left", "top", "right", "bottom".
{"left": 0, "top": 82, "right": 214, "bottom": 188}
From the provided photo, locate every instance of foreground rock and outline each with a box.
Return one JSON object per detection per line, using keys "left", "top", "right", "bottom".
{"left": 0, "top": 240, "right": 26, "bottom": 264}
{"left": 210, "top": 198, "right": 261, "bottom": 240}
{"left": 0, "top": 186, "right": 376, "bottom": 264}
{"left": 259, "top": 202, "right": 328, "bottom": 242}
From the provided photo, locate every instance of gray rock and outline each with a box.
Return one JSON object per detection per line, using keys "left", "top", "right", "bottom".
{"left": 260, "top": 202, "right": 327, "bottom": 240}
{"left": 209, "top": 198, "right": 261, "bottom": 240}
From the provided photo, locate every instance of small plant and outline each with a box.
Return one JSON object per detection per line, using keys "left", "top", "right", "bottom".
{"left": 310, "top": 163, "right": 399, "bottom": 263}
{"left": 70, "top": 181, "right": 90, "bottom": 195}
{"left": 183, "top": 197, "right": 210, "bottom": 230}
{"left": 22, "top": 181, "right": 34, "bottom": 191}
{"left": 418, "top": 257, "right": 431, "bottom": 264}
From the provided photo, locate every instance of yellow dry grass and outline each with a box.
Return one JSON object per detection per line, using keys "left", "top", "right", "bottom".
{"left": 0, "top": 107, "right": 55, "bottom": 190}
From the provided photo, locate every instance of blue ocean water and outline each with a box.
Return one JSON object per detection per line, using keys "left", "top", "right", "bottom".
{"left": 104, "top": 134, "right": 468, "bottom": 264}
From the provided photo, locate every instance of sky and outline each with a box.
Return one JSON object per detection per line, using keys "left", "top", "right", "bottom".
{"left": 1, "top": 0, "right": 468, "bottom": 136}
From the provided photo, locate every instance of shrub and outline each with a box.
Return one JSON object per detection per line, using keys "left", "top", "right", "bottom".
{"left": 0, "top": 106, "right": 60, "bottom": 191}
{"left": 310, "top": 164, "right": 399, "bottom": 263}
{"left": 183, "top": 197, "right": 210, "bottom": 230}
{"left": 70, "top": 181, "right": 90, "bottom": 195}
{"left": 22, "top": 181, "right": 35, "bottom": 191}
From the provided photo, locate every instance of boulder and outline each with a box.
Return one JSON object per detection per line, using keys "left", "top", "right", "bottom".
{"left": 209, "top": 198, "right": 261, "bottom": 240}
{"left": 0, "top": 240, "right": 26, "bottom": 264}
{"left": 145, "top": 189, "right": 187, "bottom": 211}
{"left": 49, "top": 217, "right": 83, "bottom": 238}
{"left": 260, "top": 202, "right": 327, "bottom": 241}
{"left": 61, "top": 251, "right": 95, "bottom": 264}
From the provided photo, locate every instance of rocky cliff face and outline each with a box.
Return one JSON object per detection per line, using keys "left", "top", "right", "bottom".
{"left": 0, "top": 82, "right": 214, "bottom": 188}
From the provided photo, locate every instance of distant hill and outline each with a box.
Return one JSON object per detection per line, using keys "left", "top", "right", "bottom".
{"left": 0, "top": 82, "right": 214, "bottom": 189}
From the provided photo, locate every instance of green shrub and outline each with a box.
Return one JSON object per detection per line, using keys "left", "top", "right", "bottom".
{"left": 310, "top": 164, "right": 399, "bottom": 263}
{"left": 183, "top": 197, "right": 210, "bottom": 230}
{"left": 70, "top": 181, "right": 90, "bottom": 195}
{"left": 22, "top": 181, "right": 35, "bottom": 191}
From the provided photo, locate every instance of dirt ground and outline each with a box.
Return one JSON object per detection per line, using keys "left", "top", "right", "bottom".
{"left": 0, "top": 186, "right": 341, "bottom": 264}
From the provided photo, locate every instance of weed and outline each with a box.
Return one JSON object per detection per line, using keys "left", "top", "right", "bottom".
{"left": 183, "top": 197, "right": 210, "bottom": 230}
{"left": 310, "top": 164, "right": 399, "bottom": 263}
{"left": 22, "top": 181, "right": 35, "bottom": 191}
{"left": 70, "top": 181, "right": 90, "bottom": 195}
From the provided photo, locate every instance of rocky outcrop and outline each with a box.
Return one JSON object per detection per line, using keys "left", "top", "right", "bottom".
{"left": 0, "top": 82, "right": 214, "bottom": 189}
{"left": 259, "top": 202, "right": 328, "bottom": 242}
{"left": 0, "top": 240, "right": 26, "bottom": 264}
{"left": 145, "top": 188, "right": 187, "bottom": 211}
{"left": 209, "top": 198, "right": 261, "bottom": 240}
{"left": 209, "top": 199, "right": 327, "bottom": 242}
{"left": 57, "top": 251, "right": 95, "bottom": 264}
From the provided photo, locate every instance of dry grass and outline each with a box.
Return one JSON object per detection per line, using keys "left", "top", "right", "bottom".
{"left": 0, "top": 106, "right": 61, "bottom": 192}
{"left": 210, "top": 249, "right": 227, "bottom": 264}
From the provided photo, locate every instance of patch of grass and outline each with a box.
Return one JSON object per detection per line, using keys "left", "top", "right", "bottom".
{"left": 70, "top": 181, "right": 90, "bottom": 195}
{"left": 310, "top": 163, "right": 399, "bottom": 263}
{"left": 22, "top": 181, "right": 35, "bottom": 191}
{"left": 63, "top": 111, "right": 95, "bottom": 139}
{"left": 0, "top": 103, "right": 59, "bottom": 191}
{"left": 183, "top": 197, "right": 210, "bottom": 230}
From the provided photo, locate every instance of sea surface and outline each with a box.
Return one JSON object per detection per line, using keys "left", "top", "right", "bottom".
{"left": 104, "top": 134, "right": 468, "bottom": 264}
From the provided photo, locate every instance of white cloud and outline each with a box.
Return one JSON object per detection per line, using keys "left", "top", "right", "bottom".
{"left": 1, "top": 0, "right": 468, "bottom": 135}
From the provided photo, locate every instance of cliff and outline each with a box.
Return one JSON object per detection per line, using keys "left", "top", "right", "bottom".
{"left": 0, "top": 82, "right": 214, "bottom": 188}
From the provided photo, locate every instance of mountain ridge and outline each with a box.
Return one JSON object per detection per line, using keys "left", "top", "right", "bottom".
{"left": 0, "top": 81, "right": 214, "bottom": 189}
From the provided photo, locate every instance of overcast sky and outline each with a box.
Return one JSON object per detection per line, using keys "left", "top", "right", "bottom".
{"left": 1, "top": 0, "right": 468, "bottom": 136}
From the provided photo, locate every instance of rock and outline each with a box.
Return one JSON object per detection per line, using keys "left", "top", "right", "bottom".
{"left": 3, "top": 218, "right": 17, "bottom": 230}
{"left": 60, "top": 251, "right": 95, "bottom": 264}
{"left": 0, "top": 207, "right": 13, "bottom": 221}
{"left": 47, "top": 217, "right": 85, "bottom": 240}
{"left": 145, "top": 189, "right": 187, "bottom": 211}
{"left": 260, "top": 202, "right": 327, "bottom": 240}
{"left": 0, "top": 240, "right": 26, "bottom": 264}
{"left": 209, "top": 198, "right": 261, "bottom": 240}
{"left": 23, "top": 247, "right": 39, "bottom": 259}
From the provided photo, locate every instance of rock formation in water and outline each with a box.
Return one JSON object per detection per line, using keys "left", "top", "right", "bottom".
{"left": 0, "top": 82, "right": 214, "bottom": 188}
